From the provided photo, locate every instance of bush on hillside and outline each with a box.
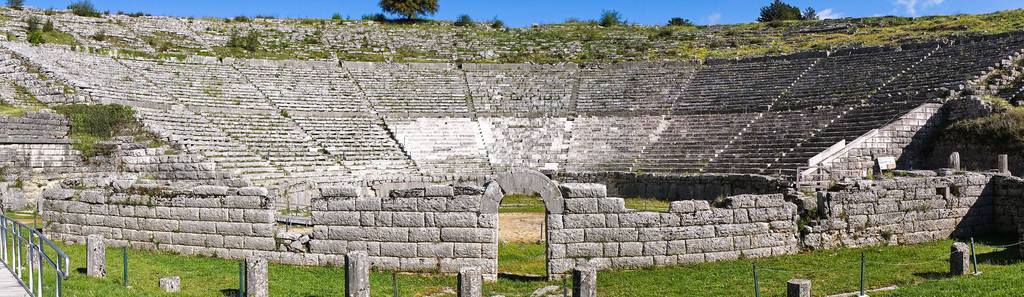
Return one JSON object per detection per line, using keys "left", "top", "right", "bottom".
{"left": 757, "top": 0, "right": 802, "bottom": 22}
{"left": 54, "top": 104, "right": 138, "bottom": 156}
{"left": 227, "top": 30, "right": 260, "bottom": 51}
{"left": 361, "top": 13, "right": 387, "bottom": 22}
{"left": 668, "top": 17, "right": 694, "bottom": 26}
{"left": 945, "top": 108, "right": 1024, "bottom": 152}
{"left": 600, "top": 10, "right": 623, "bottom": 26}
{"left": 25, "top": 16, "right": 40, "bottom": 32}
{"left": 26, "top": 30, "right": 43, "bottom": 45}
{"left": 43, "top": 19, "right": 55, "bottom": 32}
{"left": 379, "top": 0, "right": 439, "bottom": 20}
{"left": 7, "top": 0, "right": 23, "bottom": 10}
{"left": 454, "top": 14, "right": 472, "bottom": 27}
{"left": 68, "top": 1, "right": 101, "bottom": 17}
{"left": 491, "top": 19, "right": 504, "bottom": 29}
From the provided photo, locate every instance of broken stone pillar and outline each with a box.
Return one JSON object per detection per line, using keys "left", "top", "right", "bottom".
{"left": 951, "top": 242, "right": 970, "bottom": 276}
{"left": 572, "top": 267, "right": 596, "bottom": 297}
{"left": 345, "top": 251, "right": 369, "bottom": 297}
{"left": 948, "top": 152, "right": 961, "bottom": 171}
{"left": 86, "top": 234, "right": 105, "bottom": 277}
{"left": 159, "top": 276, "right": 181, "bottom": 292}
{"left": 245, "top": 257, "right": 268, "bottom": 297}
{"left": 998, "top": 154, "right": 1009, "bottom": 174}
{"left": 458, "top": 267, "right": 482, "bottom": 297}
{"left": 787, "top": 279, "right": 811, "bottom": 297}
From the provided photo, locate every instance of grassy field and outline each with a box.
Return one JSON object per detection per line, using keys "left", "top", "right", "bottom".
{"left": 9, "top": 231, "right": 1017, "bottom": 297}
{"left": 499, "top": 194, "right": 671, "bottom": 213}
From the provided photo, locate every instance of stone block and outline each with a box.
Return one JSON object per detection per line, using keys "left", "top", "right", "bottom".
{"left": 787, "top": 279, "right": 810, "bottom": 297}
{"left": 192, "top": 186, "right": 228, "bottom": 196}
{"left": 87, "top": 234, "right": 106, "bottom": 277}
{"left": 159, "top": 276, "right": 181, "bottom": 292}
{"left": 346, "top": 251, "right": 370, "bottom": 297}
{"left": 948, "top": 152, "right": 961, "bottom": 171}
{"left": 458, "top": 267, "right": 482, "bottom": 297}
{"left": 321, "top": 186, "right": 360, "bottom": 198}
{"left": 951, "top": 242, "right": 970, "bottom": 276}
{"left": 246, "top": 257, "right": 268, "bottom": 297}
{"left": 559, "top": 183, "right": 607, "bottom": 199}
{"left": 238, "top": 187, "right": 268, "bottom": 197}
{"left": 425, "top": 185, "right": 455, "bottom": 197}
{"left": 572, "top": 267, "right": 597, "bottom": 297}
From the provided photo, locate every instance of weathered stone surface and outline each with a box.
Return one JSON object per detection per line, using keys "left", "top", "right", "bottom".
{"left": 246, "top": 257, "right": 269, "bottom": 297}
{"left": 951, "top": 242, "right": 970, "bottom": 276}
{"left": 322, "top": 186, "right": 360, "bottom": 198}
{"left": 949, "top": 152, "right": 961, "bottom": 171}
{"left": 560, "top": 183, "right": 607, "bottom": 199}
{"left": 457, "top": 266, "right": 482, "bottom": 297}
{"left": 787, "top": 279, "right": 810, "bottom": 297}
{"left": 87, "top": 234, "right": 106, "bottom": 277}
{"left": 346, "top": 251, "right": 370, "bottom": 297}
{"left": 159, "top": 276, "right": 181, "bottom": 292}
{"left": 999, "top": 154, "right": 1010, "bottom": 174}
{"left": 572, "top": 267, "right": 597, "bottom": 297}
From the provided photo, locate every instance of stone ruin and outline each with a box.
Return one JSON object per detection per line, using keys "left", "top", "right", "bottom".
{"left": 0, "top": 18, "right": 1022, "bottom": 282}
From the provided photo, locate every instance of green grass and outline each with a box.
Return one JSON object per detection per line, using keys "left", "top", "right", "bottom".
{"left": 39, "top": 31, "right": 79, "bottom": 46}
{"left": 498, "top": 243, "right": 546, "bottom": 276}
{"left": 498, "top": 194, "right": 546, "bottom": 213}
{"left": 0, "top": 103, "right": 42, "bottom": 118}
{"left": 9, "top": 234, "right": 1021, "bottom": 296}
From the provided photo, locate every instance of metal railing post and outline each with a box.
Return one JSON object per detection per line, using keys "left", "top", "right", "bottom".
{"left": 753, "top": 262, "right": 760, "bottom": 297}
{"left": 860, "top": 252, "right": 866, "bottom": 297}
{"left": 970, "top": 237, "right": 979, "bottom": 275}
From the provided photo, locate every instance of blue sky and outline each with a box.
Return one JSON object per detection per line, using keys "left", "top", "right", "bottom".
{"left": 23, "top": 0, "right": 1024, "bottom": 27}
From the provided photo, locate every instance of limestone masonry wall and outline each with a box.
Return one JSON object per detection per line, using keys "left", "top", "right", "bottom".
{"left": 309, "top": 184, "right": 500, "bottom": 279}
{"left": 805, "top": 172, "right": 996, "bottom": 249}
{"left": 556, "top": 172, "right": 789, "bottom": 201}
{"left": 546, "top": 183, "right": 799, "bottom": 276}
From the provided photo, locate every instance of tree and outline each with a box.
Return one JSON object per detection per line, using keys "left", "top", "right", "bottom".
{"left": 668, "top": 17, "right": 694, "bottom": 26}
{"left": 757, "top": 0, "right": 803, "bottom": 22}
{"left": 803, "top": 7, "right": 818, "bottom": 20}
{"left": 25, "top": 16, "right": 40, "bottom": 32}
{"left": 600, "top": 10, "right": 622, "bottom": 27}
{"left": 68, "top": 0, "right": 101, "bottom": 17}
{"left": 7, "top": 0, "right": 23, "bottom": 10}
{"left": 454, "top": 14, "right": 472, "bottom": 27}
{"left": 491, "top": 18, "right": 504, "bottom": 29}
{"left": 378, "top": 0, "right": 438, "bottom": 20}
{"left": 43, "top": 19, "right": 54, "bottom": 32}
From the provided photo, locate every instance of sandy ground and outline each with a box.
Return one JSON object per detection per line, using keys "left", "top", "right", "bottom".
{"left": 499, "top": 213, "right": 545, "bottom": 243}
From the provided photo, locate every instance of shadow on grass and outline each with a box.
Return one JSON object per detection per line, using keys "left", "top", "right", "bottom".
{"left": 220, "top": 289, "right": 239, "bottom": 297}
{"left": 912, "top": 271, "right": 949, "bottom": 280}
{"left": 498, "top": 273, "right": 546, "bottom": 282}
{"left": 74, "top": 267, "right": 86, "bottom": 274}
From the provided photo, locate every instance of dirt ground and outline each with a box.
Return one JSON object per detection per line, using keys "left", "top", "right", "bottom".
{"left": 498, "top": 213, "right": 545, "bottom": 243}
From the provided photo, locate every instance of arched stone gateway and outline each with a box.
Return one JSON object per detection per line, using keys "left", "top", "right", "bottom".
{"left": 481, "top": 170, "right": 564, "bottom": 280}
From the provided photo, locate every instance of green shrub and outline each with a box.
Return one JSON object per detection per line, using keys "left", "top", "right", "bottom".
{"left": 226, "top": 30, "right": 260, "bottom": 51}
{"left": 758, "top": 0, "right": 803, "bottom": 22}
{"left": 233, "top": 15, "right": 250, "bottom": 22}
{"left": 54, "top": 104, "right": 138, "bottom": 157}
{"left": 331, "top": 13, "right": 342, "bottom": 20}
{"left": 946, "top": 108, "right": 1024, "bottom": 152}
{"left": 91, "top": 30, "right": 106, "bottom": 41}
{"left": 68, "top": 1, "right": 101, "bottom": 17}
{"left": 43, "top": 20, "right": 55, "bottom": 32}
{"left": 454, "top": 14, "right": 472, "bottom": 27}
{"left": 668, "top": 17, "right": 694, "bottom": 26}
{"left": 491, "top": 19, "right": 504, "bottom": 29}
{"left": 600, "top": 10, "right": 622, "bottom": 27}
{"left": 7, "top": 0, "right": 23, "bottom": 10}
{"left": 361, "top": 13, "right": 387, "bottom": 22}
{"left": 25, "top": 16, "right": 41, "bottom": 32}
{"left": 27, "top": 30, "right": 44, "bottom": 45}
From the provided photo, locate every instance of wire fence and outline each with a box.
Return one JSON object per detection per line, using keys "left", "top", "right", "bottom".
{"left": 751, "top": 238, "right": 1022, "bottom": 296}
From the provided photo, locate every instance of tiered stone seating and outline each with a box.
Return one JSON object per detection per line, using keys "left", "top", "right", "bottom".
{"left": 634, "top": 114, "right": 755, "bottom": 173}
{"left": 20, "top": 48, "right": 177, "bottom": 106}
{"left": 674, "top": 56, "right": 819, "bottom": 114}
{"left": 566, "top": 116, "right": 665, "bottom": 172}
{"left": 347, "top": 63, "right": 471, "bottom": 116}
{"left": 773, "top": 47, "right": 932, "bottom": 110}
{"left": 121, "top": 60, "right": 275, "bottom": 110}
{"left": 388, "top": 118, "right": 492, "bottom": 177}
{"left": 133, "top": 107, "right": 285, "bottom": 181}
{"left": 577, "top": 62, "right": 695, "bottom": 114}
{"left": 465, "top": 64, "right": 575, "bottom": 116}
{"left": 234, "top": 62, "right": 372, "bottom": 113}
{"left": 706, "top": 109, "right": 844, "bottom": 174}
{"left": 480, "top": 117, "right": 571, "bottom": 172}
{"left": 201, "top": 112, "right": 349, "bottom": 182}
{"left": 0, "top": 46, "right": 85, "bottom": 106}
{"left": 292, "top": 114, "right": 416, "bottom": 178}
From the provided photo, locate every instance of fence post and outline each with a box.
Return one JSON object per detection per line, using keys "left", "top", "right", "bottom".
{"left": 238, "top": 261, "right": 245, "bottom": 297}
{"left": 562, "top": 277, "right": 568, "bottom": 297}
{"left": 753, "top": 262, "right": 760, "bottom": 297}
{"left": 860, "top": 252, "right": 866, "bottom": 297}
{"left": 123, "top": 247, "right": 128, "bottom": 287}
{"left": 393, "top": 271, "right": 398, "bottom": 297}
{"left": 970, "top": 238, "right": 980, "bottom": 275}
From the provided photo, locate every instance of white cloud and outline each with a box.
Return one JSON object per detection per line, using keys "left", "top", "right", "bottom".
{"left": 818, "top": 8, "right": 843, "bottom": 19}
{"left": 894, "top": 0, "right": 945, "bottom": 16}
{"left": 705, "top": 13, "right": 722, "bottom": 25}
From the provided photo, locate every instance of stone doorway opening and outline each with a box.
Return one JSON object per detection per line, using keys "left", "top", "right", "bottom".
{"left": 497, "top": 193, "right": 547, "bottom": 278}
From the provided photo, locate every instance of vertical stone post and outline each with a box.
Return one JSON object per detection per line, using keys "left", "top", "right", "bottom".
{"left": 951, "top": 242, "right": 970, "bottom": 276}
{"left": 948, "top": 152, "right": 961, "bottom": 171}
{"left": 458, "top": 267, "right": 482, "bottom": 297}
{"left": 345, "top": 251, "right": 369, "bottom": 297}
{"left": 572, "top": 267, "right": 596, "bottom": 297}
{"left": 245, "top": 257, "right": 268, "bottom": 297}
{"left": 787, "top": 279, "right": 811, "bottom": 297}
{"left": 86, "top": 234, "right": 106, "bottom": 277}
{"left": 998, "top": 154, "right": 1009, "bottom": 174}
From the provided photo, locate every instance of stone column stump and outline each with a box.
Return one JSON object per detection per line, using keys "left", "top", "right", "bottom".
{"left": 998, "top": 154, "right": 1009, "bottom": 174}
{"left": 159, "top": 276, "right": 181, "bottom": 292}
{"left": 951, "top": 242, "right": 970, "bottom": 276}
{"left": 86, "top": 234, "right": 105, "bottom": 277}
{"left": 245, "top": 257, "right": 268, "bottom": 297}
{"left": 949, "top": 152, "right": 961, "bottom": 171}
{"left": 346, "top": 251, "right": 369, "bottom": 297}
{"left": 572, "top": 267, "right": 596, "bottom": 297}
{"left": 787, "top": 279, "right": 811, "bottom": 297}
{"left": 458, "top": 267, "right": 482, "bottom": 297}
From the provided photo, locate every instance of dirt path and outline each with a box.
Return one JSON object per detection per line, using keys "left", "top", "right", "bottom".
{"left": 499, "top": 213, "right": 545, "bottom": 243}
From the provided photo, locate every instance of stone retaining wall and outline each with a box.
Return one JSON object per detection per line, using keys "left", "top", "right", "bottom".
{"left": 546, "top": 183, "right": 800, "bottom": 276}
{"left": 804, "top": 172, "right": 996, "bottom": 249}
{"left": 555, "top": 172, "right": 789, "bottom": 201}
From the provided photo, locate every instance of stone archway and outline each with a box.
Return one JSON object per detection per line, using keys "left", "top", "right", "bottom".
{"left": 481, "top": 169, "right": 563, "bottom": 280}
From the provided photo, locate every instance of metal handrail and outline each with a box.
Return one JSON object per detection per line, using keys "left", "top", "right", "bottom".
{"left": 0, "top": 214, "right": 70, "bottom": 297}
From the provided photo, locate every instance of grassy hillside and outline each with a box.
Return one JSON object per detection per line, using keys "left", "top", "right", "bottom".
{"left": 3, "top": 7, "right": 1023, "bottom": 63}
